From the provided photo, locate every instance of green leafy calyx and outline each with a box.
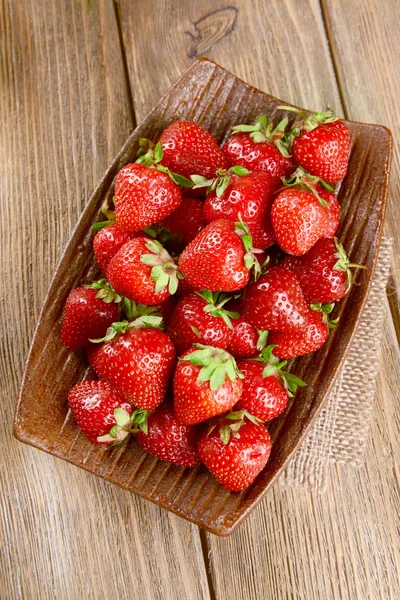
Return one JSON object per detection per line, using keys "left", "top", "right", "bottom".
{"left": 190, "top": 165, "right": 250, "bottom": 198}
{"left": 231, "top": 114, "right": 292, "bottom": 158}
{"left": 85, "top": 279, "right": 122, "bottom": 304}
{"left": 196, "top": 290, "right": 239, "bottom": 329}
{"left": 333, "top": 237, "right": 368, "bottom": 289}
{"left": 89, "top": 314, "right": 164, "bottom": 344}
{"left": 136, "top": 138, "right": 193, "bottom": 188}
{"left": 182, "top": 344, "right": 243, "bottom": 392}
{"left": 235, "top": 219, "right": 263, "bottom": 279}
{"left": 140, "top": 239, "right": 183, "bottom": 295}
{"left": 92, "top": 198, "right": 116, "bottom": 231}
{"left": 256, "top": 344, "right": 306, "bottom": 397}
{"left": 96, "top": 407, "right": 149, "bottom": 444}
{"left": 281, "top": 166, "right": 332, "bottom": 206}
{"left": 211, "top": 409, "right": 262, "bottom": 445}
{"left": 310, "top": 302, "right": 338, "bottom": 329}
{"left": 276, "top": 105, "right": 339, "bottom": 133}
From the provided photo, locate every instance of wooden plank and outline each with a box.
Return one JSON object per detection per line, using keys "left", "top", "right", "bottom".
{"left": 117, "top": 1, "right": 400, "bottom": 598}
{"left": 321, "top": 0, "right": 400, "bottom": 293}
{"left": 0, "top": 1, "right": 209, "bottom": 599}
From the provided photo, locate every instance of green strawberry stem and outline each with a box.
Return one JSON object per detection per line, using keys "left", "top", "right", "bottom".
{"left": 182, "top": 344, "right": 243, "bottom": 392}
{"left": 230, "top": 114, "right": 292, "bottom": 158}
{"left": 136, "top": 139, "right": 193, "bottom": 188}
{"left": 140, "top": 239, "right": 183, "bottom": 295}
{"left": 89, "top": 314, "right": 164, "bottom": 344}
{"left": 333, "top": 237, "right": 368, "bottom": 288}
{"left": 84, "top": 279, "right": 122, "bottom": 304}
{"left": 92, "top": 198, "right": 116, "bottom": 230}
{"left": 235, "top": 218, "right": 263, "bottom": 279}
{"left": 256, "top": 329, "right": 269, "bottom": 351}
{"left": 190, "top": 165, "right": 250, "bottom": 198}
{"left": 276, "top": 105, "right": 339, "bottom": 132}
{"left": 196, "top": 290, "right": 239, "bottom": 329}
{"left": 281, "top": 166, "right": 332, "bottom": 206}
{"left": 255, "top": 344, "right": 306, "bottom": 397}
{"left": 209, "top": 409, "right": 262, "bottom": 445}
{"left": 310, "top": 303, "right": 339, "bottom": 329}
{"left": 96, "top": 407, "right": 149, "bottom": 444}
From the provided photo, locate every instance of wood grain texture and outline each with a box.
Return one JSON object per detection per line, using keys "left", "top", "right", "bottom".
{"left": 321, "top": 0, "right": 400, "bottom": 293}
{"left": 0, "top": 1, "right": 209, "bottom": 599}
{"left": 116, "top": 0, "right": 400, "bottom": 596}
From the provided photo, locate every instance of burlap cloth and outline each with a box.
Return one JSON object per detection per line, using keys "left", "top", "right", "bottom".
{"left": 279, "top": 237, "right": 393, "bottom": 491}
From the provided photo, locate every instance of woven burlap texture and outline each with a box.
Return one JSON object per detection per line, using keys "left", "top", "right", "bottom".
{"left": 279, "top": 237, "right": 393, "bottom": 491}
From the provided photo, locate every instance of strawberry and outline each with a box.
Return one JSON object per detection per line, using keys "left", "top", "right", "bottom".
{"left": 176, "top": 276, "right": 197, "bottom": 297}
{"left": 87, "top": 316, "right": 176, "bottom": 410}
{"left": 200, "top": 168, "right": 276, "bottom": 248}
{"left": 223, "top": 115, "right": 294, "bottom": 187}
{"left": 152, "top": 295, "right": 177, "bottom": 326}
{"left": 269, "top": 306, "right": 332, "bottom": 358}
{"left": 225, "top": 300, "right": 267, "bottom": 360}
{"left": 114, "top": 163, "right": 182, "bottom": 231}
{"left": 198, "top": 411, "right": 271, "bottom": 491}
{"left": 107, "top": 238, "right": 181, "bottom": 305}
{"left": 317, "top": 185, "right": 341, "bottom": 238}
{"left": 271, "top": 175, "right": 329, "bottom": 255}
{"left": 179, "top": 219, "right": 260, "bottom": 292}
{"left": 235, "top": 345, "right": 306, "bottom": 421}
{"left": 68, "top": 380, "right": 136, "bottom": 445}
{"left": 283, "top": 107, "right": 350, "bottom": 183}
{"left": 167, "top": 291, "right": 238, "bottom": 355}
{"left": 136, "top": 403, "right": 200, "bottom": 467}
{"left": 162, "top": 196, "right": 207, "bottom": 247}
{"left": 93, "top": 223, "right": 138, "bottom": 274}
{"left": 281, "top": 237, "right": 364, "bottom": 304}
{"left": 159, "top": 121, "right": 227, "bottom": 181}
{"left": 61, "top": 284, "right": 120, "bottom": 350}
{"left": 173, "top": 345, "right": 243, "bottom": 425}
{"left": 241, "top": 266, "right": 311, "bottom": 331}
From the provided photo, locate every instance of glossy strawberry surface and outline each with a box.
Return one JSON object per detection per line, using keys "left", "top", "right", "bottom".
{"left": 198, "top": 417, "right": 271, "bottom": 491}
{"left": 271, "top": 188, "right": 329, "bottom": 255}
{"left": 269, "top": 310, "right": 328, "bottom": 358}
{"left": 136, "top": 403, "right": 200, "bottom": 467}
{"left": 167, "top": 294, "right": 234, "bottom": 356}
{"left": 241, "top": 266, "right": 311, "bottom": 331}
{"left": 159, "top": 121, "right": 227, "bottom": 180}
{"left": 203, "top": 171, "right": 275, "bottom": 248}
{"left": 68, "top": 380, "right": 134, "bottom": 445}
{"left": 93, "top": 224, "right": 138, "bottom": 274}
{"left": 61, "top": 287, "right": 119, "bottom": 350}
{"left": 293, "top": 120, "right": 350, "bottom": 184}
{"left": 88, "top": 328, "right": 176, "bottom": 410}
{"left": 114, "top": 163, "right": 182, "bottom": 231}
{"left": 173, "top": 348, "right": 243, "bottom": 425}
{"left": 179, "top": 219, "right": 250, "bottom": 292}
{"left": 223, "top": 132, "right": 293, "bottom": 187}
{"left": 235, "top": 360, "right": 288, "bottom": 421}
{"left": 163, "top": 196, "right": 207, "bottom": 247}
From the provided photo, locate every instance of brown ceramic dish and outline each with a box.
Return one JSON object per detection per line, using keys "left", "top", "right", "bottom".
{"left": 14, "top": 58, "right": 392, "bottom": 536}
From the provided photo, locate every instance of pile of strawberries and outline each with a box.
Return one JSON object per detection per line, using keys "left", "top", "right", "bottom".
{"left": 61, "top": 107, "right": 360, "bottom": 492}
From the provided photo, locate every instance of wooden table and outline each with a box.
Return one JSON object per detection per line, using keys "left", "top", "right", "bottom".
{"left": 1, "top": 1, "right": 399, "bottom": 598}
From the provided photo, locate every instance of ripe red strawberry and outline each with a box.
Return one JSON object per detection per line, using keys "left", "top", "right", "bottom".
{"left": 317, "top": 185, "right": 340, "bottom": 238}
{"left": 136, "top": 403, "right": 200, "bottom": 467}
{"left": 107, "top": 237, "right": 181, "bottom": 305}
{"left": 198, "top": 411, "right": 271, "bottom": 491}
{"left": 173, "top": 345, "right": 243, "bottom": 425}
{"left": 293, "top": 116, "right": 350, "bottom": 184}
{"left": 93, "top": 224, "right": 138, "bottom": 274}
{"left": 281, "top": 237, "right": 363, "bottom": 304}
{"left": 202, "top": 169, "right": 276, "bottom": 248}
{"left": 114, "top": 163, "right": 182, "bottom": 231}
{"left": 162, "top": 196, "right": 207, "bottom": 247}
{"left": 61, "top": 284, "right": 120, "bottom": 350}
{"left": 224, "top": 299, "right": 266, "bottom": 360}
{"left": 271, "top": 187, "right": 329, "bottom": 255}
{"left": 176, "top": 276, "right": 197, "bottom": 297}
{"left": 68, "top": 380, "right": 135, "bottom": 445}
{"left": 223, "top": 115, "right": 294, "bottom": 187}
{"left": 235, "top": 345, "right": 306, "bottom": 421}
{"left": 269, "top": 308, "right": 330, "bottom": 358}
{"left": 179, "top": 219, "right": 260, "bottom": 292}
{"left": 87, "top": 317, "right": 176, "bottom": 410}
{"left": 241, "top": 266, "right": 311, "bottom": 331}
{"left": 167, "top": 291, "right": 238, "bottom": 356}
{"left": 152, "top": 295, "right": 177, "bottom": 326}
{"left": 159, "top": 121, "right": 227, "bottom": 181}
